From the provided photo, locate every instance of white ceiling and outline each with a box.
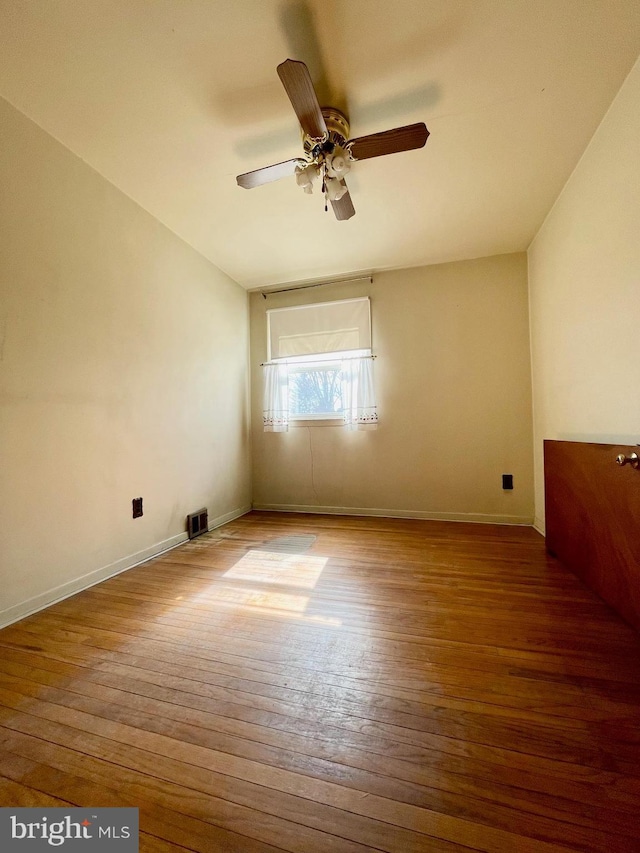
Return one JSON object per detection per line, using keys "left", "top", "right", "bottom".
{"left": 1, "top": 1, "right": 639, "bottom": 289}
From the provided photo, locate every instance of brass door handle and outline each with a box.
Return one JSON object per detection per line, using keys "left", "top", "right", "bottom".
{"left": 616, "top": 452, "right": 639, "bottom": 469}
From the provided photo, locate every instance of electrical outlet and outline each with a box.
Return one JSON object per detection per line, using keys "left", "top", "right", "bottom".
{"left": 132, "top": 497, "right": 143, "bottom": 518}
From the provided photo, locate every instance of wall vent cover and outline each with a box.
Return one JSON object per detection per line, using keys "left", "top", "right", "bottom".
{"left": 187, "top": 508, "right": 208, "bottom": 539}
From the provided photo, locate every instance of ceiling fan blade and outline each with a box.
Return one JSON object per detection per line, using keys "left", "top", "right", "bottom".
{"left": 348, "top": 123, "right": 429, "bottom": 161}
{"left": 237, "top": 158, "right": 302, "bottom": 189}
{"left": 331, "top": 181, "right": 355, "bottom": 221}
{"left": 277, "top": 59, "right": 328, "bottom": 140}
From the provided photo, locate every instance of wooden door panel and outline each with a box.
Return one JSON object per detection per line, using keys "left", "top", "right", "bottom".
{"left": 544, "top": 440, "right": 640, "bottom": 631}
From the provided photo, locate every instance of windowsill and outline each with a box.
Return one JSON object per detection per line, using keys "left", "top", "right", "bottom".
{"left": 290, "top": 418, "right": 344, "bottom": 428}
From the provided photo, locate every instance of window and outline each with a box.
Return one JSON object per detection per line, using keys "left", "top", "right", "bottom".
{"left": 263, "top": 297, "right": 378, "bottom": 431}
{"left": 287, "top": 350, "right": 371, "bottom": 420}
{"left": 289, "top": 356, "right": 343, "bottom": 419}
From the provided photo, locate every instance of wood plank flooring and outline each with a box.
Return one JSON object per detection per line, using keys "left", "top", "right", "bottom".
{"left": 1, "top": 511, "right": 640, "bottom": 852}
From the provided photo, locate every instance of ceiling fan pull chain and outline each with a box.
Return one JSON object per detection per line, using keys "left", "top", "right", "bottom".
{"left": 322, "top": 163, "right": 328, "bottom": 211}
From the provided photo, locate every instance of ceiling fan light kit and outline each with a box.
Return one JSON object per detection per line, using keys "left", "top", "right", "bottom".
{"left": 236, "top": 59, "right": 429, "bottom": 220}
{"left": 295, "top": 163, "right": 318, "bottom": 193}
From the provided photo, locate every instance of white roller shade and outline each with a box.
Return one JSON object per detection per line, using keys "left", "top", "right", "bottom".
{"left": 268, "top": 297, "right": 371, "bottom": 360}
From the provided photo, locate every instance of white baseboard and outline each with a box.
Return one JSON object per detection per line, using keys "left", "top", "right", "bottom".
{"left": 252, "top": 503, "right": 534, "bottom": 526}
{"left": 533, "top": 516, "right": 546, "bottom": 537}
{"left": 0, "top": 504, "right": 251, "bottom": 630}
{"left": 208, "top": 505, "right": 252, "bottom": 531}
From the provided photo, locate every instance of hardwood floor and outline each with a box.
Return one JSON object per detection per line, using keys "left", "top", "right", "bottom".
{"left": 1, "top": 511, "right": 640, "bottom": 852}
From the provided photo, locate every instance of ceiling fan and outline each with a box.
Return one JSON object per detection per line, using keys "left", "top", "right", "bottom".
{"left": 236, "top": 59, "right": 429, "bottom": 221}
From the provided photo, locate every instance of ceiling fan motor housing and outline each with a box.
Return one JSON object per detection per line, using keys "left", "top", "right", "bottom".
{"left": 302, "top": 107, "right": 350, "bottom": 154}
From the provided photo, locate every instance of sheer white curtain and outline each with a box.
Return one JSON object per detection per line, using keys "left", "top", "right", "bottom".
{"left": 342, "top": 356, "right": 378, "bottom": 430}
{"left": 263, "top": 353, "right": 378, "bottom": 432}
{"left": 263, "top": 363, "right": 289, "bottom": 432}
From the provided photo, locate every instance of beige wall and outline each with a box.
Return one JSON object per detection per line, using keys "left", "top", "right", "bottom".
{"left": 0, "top": 97, "right": 251, "bottom": 625}
{"left": 251, "top": 254, "right": 534, "bottom": 523}
{"left": 528, "top": 58, "right": 640, "bottom": 533}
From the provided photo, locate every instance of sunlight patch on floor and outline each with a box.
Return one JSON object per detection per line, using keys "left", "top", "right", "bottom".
{"left": 196, "top": 584, "right": 341, "bottom": 626}
{"left": 223, "top": 549, "right": 328, "bottom": 589}
{"left": 184, "top": 549, "right": 343, "bottom": 625}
